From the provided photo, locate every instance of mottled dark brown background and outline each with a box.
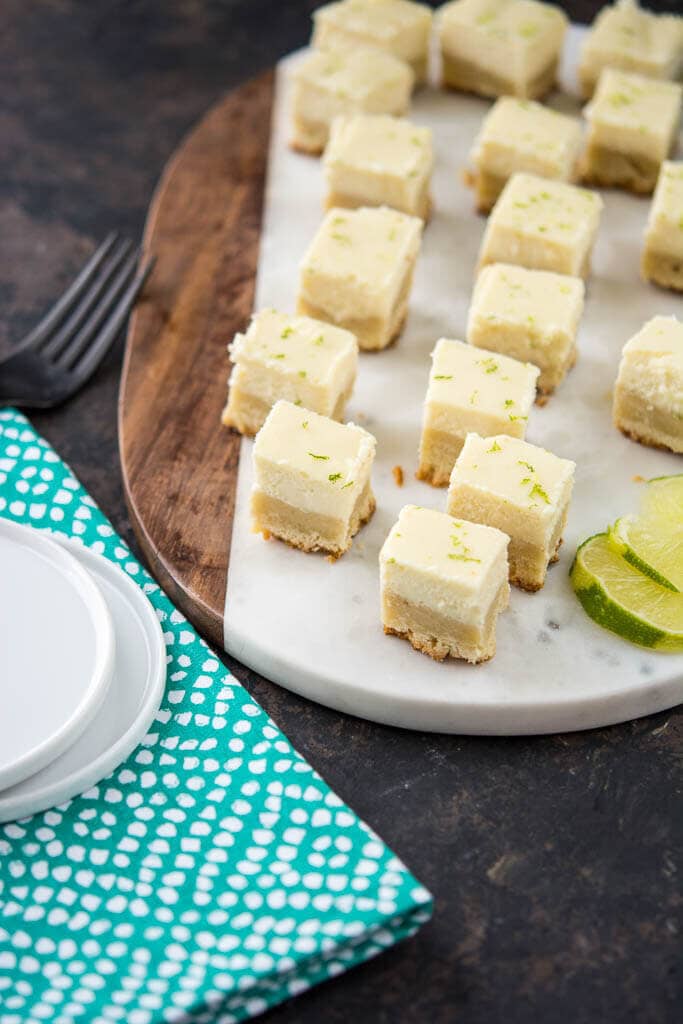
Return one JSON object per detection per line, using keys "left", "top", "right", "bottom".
{"left": 1, "top": 2, "right": 681, "bottom": 1022}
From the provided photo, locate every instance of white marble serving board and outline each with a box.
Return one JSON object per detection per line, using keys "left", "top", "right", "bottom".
{"left": 224, "top": 27, "right": 683, "bottom": 734}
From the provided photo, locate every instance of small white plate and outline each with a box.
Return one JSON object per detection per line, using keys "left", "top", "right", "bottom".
{"left": 0, "top": 519, "right": 115, "bottom": 790}
{"left": 0, "top": 536, "right": 167, "bottom": 823}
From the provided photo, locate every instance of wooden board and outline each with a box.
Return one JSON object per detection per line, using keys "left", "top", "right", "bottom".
{"left": 119, "top": 72, "right": 274, "bottom": 648}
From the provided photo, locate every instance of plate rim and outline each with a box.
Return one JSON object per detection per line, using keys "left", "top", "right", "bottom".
{"left": 0, "top": 519, "right": 116, "bottom": 790}
{"left": 0, "top": 534, "right": 167, "bottom": 823}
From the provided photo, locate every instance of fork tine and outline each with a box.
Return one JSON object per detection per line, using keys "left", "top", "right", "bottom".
{"left": 56, "top": 249, "right": 141, "bottom": 370}
{"left": 68, "top": 257, "right": 155, "bottom": 385}
{"left": 41, "top": 237, "right": 133, "bottom": 361}
{"left": 20, "top": 233, "right": 121, "bottom": 353}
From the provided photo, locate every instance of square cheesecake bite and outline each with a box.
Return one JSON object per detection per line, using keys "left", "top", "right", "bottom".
{"left": 323, "top": 114, "right": 433, "bottom": 219}
{"left": 580, "top": 69, "right": 683, "bottom": 195}
{"left": 447, "top": 432, "right": 575, "bottom": 591}
{"left": 468, "top": 263, "right": 585, "bottom": 395}
{"left": 417, "top": 338, "right": 539, "bottom": 487}
{"left": 468, "top": 97, "right": 583, "bottom": 214}
{"left": 379, "top": 505, "right": 510, "bottom": 664}
{"left": 578, "top": 0, "right": 683, "bottom": 100}
{"left": 312, "top": 0, "right": 433, "bottom": 83}
{"left": 222, "top": 310, "right": 359, "bottom": 436}
{"left": 642, "top": 161, "right": 683, "bottom": 292}
{"left": 290, "top": 47, "right": 413, "bottom": 155}
{"left": 478, "top": 173, "right": 604, "bottom": 279}
{"left": 298, "top": 205, "right": 423, "bottom": 350}
{"left": 613, "top": 315, "right": 683, "bottom": 454}
{"left": 251, "top": 400, "right": 377, "bottom": 557}
{"left": 438, "top": 0, "right": 568, "bottom": 100}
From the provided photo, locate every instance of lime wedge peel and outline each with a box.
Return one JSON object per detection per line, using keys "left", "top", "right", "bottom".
{"left": 570, "top": 534, "right": 683, "bottom": 653}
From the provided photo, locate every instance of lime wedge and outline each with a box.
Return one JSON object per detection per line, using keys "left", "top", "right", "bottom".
{"left": 570, "top": 533, "right": 683, "bottom": 651}
{"left": 608, "top": 474, "right": 683, "bottom": 593}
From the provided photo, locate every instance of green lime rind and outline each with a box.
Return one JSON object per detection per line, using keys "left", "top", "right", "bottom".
{"left": 608, "top": 517, "right": 680, "bottom": 593}
{"left": 570, "top": 534, "right": 683, "bottom": 653}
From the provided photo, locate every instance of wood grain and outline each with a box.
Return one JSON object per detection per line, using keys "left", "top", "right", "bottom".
{"left": 119, "top": 71, "right": 274, "bottom": 647}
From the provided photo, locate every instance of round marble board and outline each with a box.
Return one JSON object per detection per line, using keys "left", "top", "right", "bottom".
{"left": 120, "top": 26, "right": 683, "bottom": 734}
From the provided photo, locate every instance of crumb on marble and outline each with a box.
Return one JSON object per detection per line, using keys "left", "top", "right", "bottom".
{"left": 392, "top": 464, "right": 404, "bottom": 487}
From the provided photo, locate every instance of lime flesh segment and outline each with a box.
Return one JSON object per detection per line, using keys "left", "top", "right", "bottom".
{"left": 609, "top": 515, "right": 683, "bottom": 593}
{"left": 571, "top": 534, "right": 683, "bottom": 651}
{"left": 611, "top": 473, "right": 683, "bottom": 593}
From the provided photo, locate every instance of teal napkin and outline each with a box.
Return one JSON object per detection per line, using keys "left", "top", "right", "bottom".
{"left": 0, "top": 408, "right": 432, "bottom": 1022}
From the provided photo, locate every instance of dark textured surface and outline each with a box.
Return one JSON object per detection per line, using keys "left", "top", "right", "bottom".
{"left": 1, "top": 2, "right": 681, "bottom": 1022}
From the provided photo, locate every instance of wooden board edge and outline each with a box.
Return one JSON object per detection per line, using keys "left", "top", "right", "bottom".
{"left": 118, "top": 71, "right": 275, "bottom": 649}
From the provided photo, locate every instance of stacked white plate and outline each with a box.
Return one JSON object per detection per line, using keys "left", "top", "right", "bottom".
{"left": 0, "top": 519, "right": 166, "bottom": 823}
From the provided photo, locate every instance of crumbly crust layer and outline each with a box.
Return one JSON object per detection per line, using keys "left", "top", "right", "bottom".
{"left": 580, "top": 143, "right": 662, "bottom": 195}
{"left": 441, "top": 54, "right": 558, "bottom": 101}
{"left": 291, "top": 114, "right": 330, "bottom": 156}
{"left": 469, "top": 168, "right": 508, "bottom": 215}
{"left": 382, "top": 581, "right": 510, "bottom": 664}
{"left": 641, "top": 248, "right": 683, "bottom": 293}
{"left": 417, "top": 428, "right": 467, "bottom": 488}
{"left": 297, "top": 265, "right": 414, "bottom": 351}
{"left": 222, "top": 384, "right": 351, "bottom": 437}
{"left": 535, "top": 343, "right": 577, "bottom": 397}
{"left": 251, "top": 481, "right": 376, "bottom": 557}
{"left": 614, "top": 388, "right": 683, "bottom": 454}
{"left": 507, "top": 533, "right": 564, "bottom": 593}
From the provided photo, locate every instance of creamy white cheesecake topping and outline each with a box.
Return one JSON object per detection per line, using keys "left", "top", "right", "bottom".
{"left": 313, "top": 0, "right": 432, "bottom": 65}
{"left": 253, "top": 400, "right": 376, "bottom": 517}
{"left": 471, "top": 97, "right": 582, "bottom": 180}
{"left": 231, "top": 310, "right": 357, "bottom": 386}
{"left": 439, "top": 0, "right": 567, "bottom": 82}
{"left": 325, "top": 114, "right": 432, "bottom": 182}
{"left": 424, "top": 337, "right": 538, "bottom": 433}
{"left": 380, "top": 504, "right": 509, "bottom": 622}
{"left": 584, "top": 68, "right": 682, "bottom": 161}
{"left": 449, "top": 433, "right": 575, "bottom": 543}
{"left": 580, "top": 1, "right": 683, "bottom": 87}
{"left": 470, "top": 263, "right": 584, "bottom": 336}
{"left": 299, "top": 205, "right": 423, "bottom": 321}
{"left": 486, "top": 173, "right": 603, "bottom": 250}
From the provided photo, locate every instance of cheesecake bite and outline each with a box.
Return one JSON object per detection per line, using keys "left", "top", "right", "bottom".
{"left": 323, "top": 114, "right": 433, "bottom": 219}
{"left": 578, "top": 0, "right": 683, "bottom": 100}
{"left": 642, "top": 161, "right": 683, "bottom": 292}
{"left": 251, "top": 400, "right": 377, "bottom": 557}
{"left": 447, "top": 432, "right": 575, "bottom": 591}
{"left": 468, "top": 97, "right": 583, "bottom": 214}
{"left": 379, "top": 505, "right": 510, "bottom": 663}
{"left": 290, "top": 47, "right": 413, "bottom": 155}
{"left": 222, "top": 310, "right": 358, "bottom": 436}
{"left": 438, "top": 0, "right": 568, "bottom": 100}
{"left": 580, "top": 69, "right": 683, "bottom": 195}
{"left": 312, "top": 0, "right": 433, "bottom": 83}
{"left": 478, "top": 173, "right": 604, "bottom": 279}
{"left": 417, "top": 338, "right": 539, "bottom": 487}
{"left": 298, "top": 205, "right": 423, "bottom": 350}
{"left": 613, "top": 315, "right": 683, "bottom": 454}
{"left": 468, "top": 263, "right": 585, "bottom": 395}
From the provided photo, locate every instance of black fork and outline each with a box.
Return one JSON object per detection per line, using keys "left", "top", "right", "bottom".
{"left": 0, "top": 233, "right": 154, "bottom": 408}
